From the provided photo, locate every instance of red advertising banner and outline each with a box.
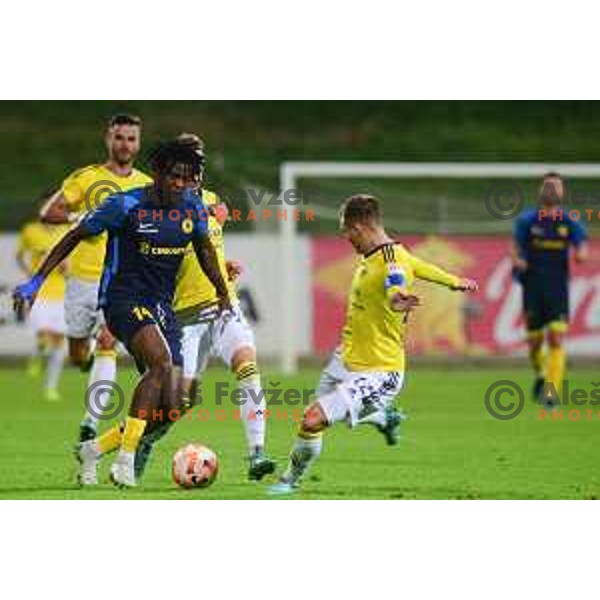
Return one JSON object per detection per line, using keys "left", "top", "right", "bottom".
{"left": 312, "top": 235, "right": 600, "bottom": 357}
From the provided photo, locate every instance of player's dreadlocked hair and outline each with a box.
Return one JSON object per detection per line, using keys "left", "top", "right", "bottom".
{"left": 176, "top": 132, "right": 205, "bottom": 159}
{"left": 147, "top": 139, "right": 205, "bottom": 179}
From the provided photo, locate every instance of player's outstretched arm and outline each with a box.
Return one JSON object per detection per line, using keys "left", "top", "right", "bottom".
{"left": 192, "top": 235, "right": 232, "bottom": 311}
{"left": 13, "top": 224, "right": 87, "bottom": 317}
{"left": 452, "top": 277, "right": 479, "bottom": 292}
{"left": 409, "top": 253, "right": 478, "bottom": 292}
{"left": 16, "top": 191, "right": 128, "bottom": 317}
{"left": 39, "top": 190, "right": 70, "bottom": 224}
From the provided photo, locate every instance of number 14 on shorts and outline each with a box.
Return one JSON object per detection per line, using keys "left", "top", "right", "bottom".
{"left": 132, "top": 306, "right": 153, "bottom": 321}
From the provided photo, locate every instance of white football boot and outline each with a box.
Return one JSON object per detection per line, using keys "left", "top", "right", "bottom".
{"left": 109, "top": 451, "right": 137, "bottom": 488}
{"left": 77, "top": 441, "right": 100, "bottom": 486}
{"left": 267, "top": 479, "right": 298, "bottom": 496}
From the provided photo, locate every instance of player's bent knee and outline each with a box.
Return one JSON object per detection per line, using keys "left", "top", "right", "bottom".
{"left": 547, "top": 331, "right": 564, "bottom": 348}
{"left": 96, "top": 326, "right": 116, "bottom": 351}
{"left": 301, "top": 403, "right": 327, "bottom": 434}
{"left": 231, "top": 345, "right": 257, "bottom": 371}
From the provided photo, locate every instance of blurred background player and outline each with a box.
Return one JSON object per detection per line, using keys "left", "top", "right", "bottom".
{"left": 16, "top": 202, "right": 68, "bottom": 401}
{"left": 512, "top": 172, "right": 588, "bottom": 406}
{"left": 270, "top": 195, "right": 478, "bottom": 494}
{"left": 40, "top": 114, "right": 152, "bottom": 441}
{"left": 134, "top": 133, "right": 276, "bottom": 482}
{"left": 14, "top": 140, "right": 231, "bottom": 487}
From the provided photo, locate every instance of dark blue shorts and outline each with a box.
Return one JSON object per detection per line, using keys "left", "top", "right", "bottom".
{"left": 103, "top": 297, "right": 183, "bottom": 370}
{"left": 522, "top": 277, "right": 569, "bottom": 331}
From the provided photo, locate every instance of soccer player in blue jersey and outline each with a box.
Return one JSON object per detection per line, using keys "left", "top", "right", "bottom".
{"left": 13, "top": 141, "right": 231, "bottom": 487}
{"left": 512, "top": 172, "right": 588, "bottom": 406}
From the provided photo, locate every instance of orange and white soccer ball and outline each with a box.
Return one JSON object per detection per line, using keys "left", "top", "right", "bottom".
{"left": 172, "top": 443, "right": 219, "bottom": 489}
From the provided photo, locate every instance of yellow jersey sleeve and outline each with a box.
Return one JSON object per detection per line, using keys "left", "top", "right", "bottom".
{"left": 17, "top": 225, "right": 33, "bottom": 262}
{"left": 61, "top": 166, "right": 94, "bottom": 213}
{"left": 405, "top": 249, "right": 461, "bottom": 289}
{"left": 17, "top": 223, "right": 47, "bottom": 271}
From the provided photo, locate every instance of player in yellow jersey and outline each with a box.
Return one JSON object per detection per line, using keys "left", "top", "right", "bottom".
{"left": 16, "top": 218, "right": 69, "bottom": 401}
{"left": 39, "top": 114, "right": 152, "bottom": 442}
{"left": 270, "top": 195, "right": 478, "bottom": 494}
{"left": 134, "top": 134, "right": 276, "bottom": 481}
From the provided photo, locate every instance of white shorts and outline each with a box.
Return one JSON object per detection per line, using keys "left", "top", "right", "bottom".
{"left": 180, "top": 305, "right": 256, "bottom": 379}
{"left": 316, "top": 351, "right": 404, "bottom": 427}
{"left": 64, "top": 277, "right": 103, "bottom": 339}
{"left": 29, "top": 300, "right": 66, "bottom": 335}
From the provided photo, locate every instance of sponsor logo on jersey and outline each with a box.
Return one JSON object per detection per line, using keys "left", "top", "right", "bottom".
{"left": 139, "top": 242, "right": 186, "bottom": 256}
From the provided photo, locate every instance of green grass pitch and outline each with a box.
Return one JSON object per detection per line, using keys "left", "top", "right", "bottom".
{"left": 0, "top": 365, "right": 599, "bottom": 499}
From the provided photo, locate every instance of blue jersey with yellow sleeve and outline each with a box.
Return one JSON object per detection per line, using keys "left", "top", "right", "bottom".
{"left": 513, "top": 207, "right": 587, "bottom": 283}
{"left": 61, "top": 164, "right": 152, "bottom": 282}
{"left": 79, "top": 186, "right": 209, "bottom": 308}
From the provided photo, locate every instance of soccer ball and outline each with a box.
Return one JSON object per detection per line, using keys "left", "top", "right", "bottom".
{"left": 172, "top": 443, "right": 219, "bottom": 489}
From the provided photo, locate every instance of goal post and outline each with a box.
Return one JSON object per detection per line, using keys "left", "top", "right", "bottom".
{"left": 278, "top": 162, "right": 600, "bottom": 373}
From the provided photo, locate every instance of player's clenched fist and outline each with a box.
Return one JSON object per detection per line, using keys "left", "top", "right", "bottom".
{"left": 453, "top": 278, "right": 479, "bottom": 292}
{"left": 13, "top": 275, "right": 44, "bottom": 321}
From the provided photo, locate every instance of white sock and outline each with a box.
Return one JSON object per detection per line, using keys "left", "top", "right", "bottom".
{"left": 116, "top": 449, "right": 134, "bottom": 463}
{"left": 45, "top": 344, "right": 66, "bottom": 391}
{"left": 239, "top": 374, "right": 266, "bottom": 453}
{"left": 282, "top": 435, "right": 323, "bottom": 485}
{"left": 82, "top": 352, "right": 117, "bottom": 430}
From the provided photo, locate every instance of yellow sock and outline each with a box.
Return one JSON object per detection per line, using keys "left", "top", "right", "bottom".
{"left": 235, "top": 361, "right": 258, "bottom": 382}
{"left": 547, "top": 346, "right": 565, "bottom": 396}
{"left": 298, "top": 428, "right": 323, "bottom": 440}
{"left": 121, "top": 417, "right": 147, "bottom": 453}
{"left": 97, "top": 425, "right": 122, "bottom": 455}
{"left": 529, "top": 345, "right": 546, "bottom": 377}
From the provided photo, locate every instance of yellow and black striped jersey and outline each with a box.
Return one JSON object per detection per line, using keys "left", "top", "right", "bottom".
{"left": 341, "top": 242, "right": 460, "bottom": 372}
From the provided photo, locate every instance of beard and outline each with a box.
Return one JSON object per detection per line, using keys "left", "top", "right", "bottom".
{"left": 111, "top": 148, "right": 134, "bottom": 166}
